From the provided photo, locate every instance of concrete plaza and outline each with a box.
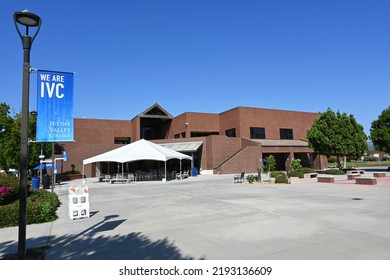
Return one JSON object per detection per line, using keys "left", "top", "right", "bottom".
{"left": 1, "top": 171, "right": 390, "bottom": 260}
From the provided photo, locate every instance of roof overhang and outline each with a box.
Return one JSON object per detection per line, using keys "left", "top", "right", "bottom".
{"left": 159, "top": 141, "right": 203, "bottom": 153}
{"left": 254, "top": 139, "right": 310, "bottom": 147}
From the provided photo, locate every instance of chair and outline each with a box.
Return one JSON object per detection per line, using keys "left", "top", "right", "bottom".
{"left": 182, "top": 170, "right": 189, "bottom": 179}
{"left": 103, "top": 174, "right": 111, "bottom": 182}
{"left": 177, "top": 170, "right": 189, "bottom": 180}
{"left": 234, "top": 172, "right": 245, "bottom": 183}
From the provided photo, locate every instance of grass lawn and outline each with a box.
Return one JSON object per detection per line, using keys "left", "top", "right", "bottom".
{"left": 328, "top": 161, "right": 390, "bottom": 168}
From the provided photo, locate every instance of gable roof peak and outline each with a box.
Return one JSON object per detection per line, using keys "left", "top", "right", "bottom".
{"left": 136, "top": 103, "right": 173, "bottom": 119}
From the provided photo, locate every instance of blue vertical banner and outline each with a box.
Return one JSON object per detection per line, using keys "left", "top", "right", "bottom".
{"left": 36, "top": 70, "right": 74, "bottom": 142}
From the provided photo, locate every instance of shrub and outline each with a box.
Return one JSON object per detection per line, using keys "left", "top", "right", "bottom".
{"left": 0, "top": 189, "right": 61, "bottom": 228}
{"left": 0, "top": 186, "right": 13, "bottom": 205}
{"left": 0, "top": 174, "right": 20, "bottom": 192}
{"left": 0, "top": 202, "right": 19, "bottom": 227}
{"left": 288, "top": 170, "right": 304, "bottom": 178}
{"left": 291, "top": 159, "right": 302, "bottom": 171}
{"left": 0, "top": 175, "right": 20, "bottom": 203}
{"left": 60, "top": 170, "right": 81, "bottom": 175}
{"left": 275, "top": 173, "right": 288, "bottom": 184}
{"left": 35, "top": 202, "right": 56, "bottom": 223}
{"left": 301, "top": 167, "right": 315, "bottom": 174}
{"left": 323, "top": 169, "right": 345, "bottom": 175}
{"left": 246, "top": 175, "right": 258, "bottom": 183}
{"left": 270, "top": 171, "right": 285, "bottom": 178}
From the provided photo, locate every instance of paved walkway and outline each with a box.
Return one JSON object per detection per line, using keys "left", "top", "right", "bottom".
{"left": 1, "top": 171, "right": 390, "bottom": 260}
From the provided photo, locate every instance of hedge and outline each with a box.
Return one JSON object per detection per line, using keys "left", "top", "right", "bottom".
{"left": 0, "top": 189, "right": 61, "bottom": 228}
{"left": 288, "top": 170, "right": 304, "bottom": 178}
{"left": 323, "top": 169, "right": 346, "bottom": 175}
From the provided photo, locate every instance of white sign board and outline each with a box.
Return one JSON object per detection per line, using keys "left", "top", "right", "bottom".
{"left": 68, "top": 185, "right": 90, "bottom": 220}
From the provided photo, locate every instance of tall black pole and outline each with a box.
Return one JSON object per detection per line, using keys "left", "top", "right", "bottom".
{"left": 14, "top": 10, "right": 42, "bottom": 260}
{"left": 52, "top": 142, "right": 55, "bottom": 192}
{"left": 18, "top": 34, "right": 32, "bottom": 260}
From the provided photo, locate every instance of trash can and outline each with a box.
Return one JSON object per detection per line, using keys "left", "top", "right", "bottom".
{"left": 42, "top": 174, "right": 51, "bottom": 189}
{"left": 191, "top": 167, "right": 197, "bottom": 177}
{"left": 32, "top": 176, "right": 40, "bottom": 189}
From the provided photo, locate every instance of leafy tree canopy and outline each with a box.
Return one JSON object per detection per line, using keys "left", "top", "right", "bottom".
{"left": 307, "top": 108, "right": 368, "bottom": 169}
{"left": 0, "top": 102, "right": 17, "bottom": 169}
{"left": 370, "top": 106, "right": 390, "bottom": 153}
{"left": 0, "top": 102, "right": 52, "bottom": 170}
{"left": 263, "top": 155, "right": 276, "bottom": 172}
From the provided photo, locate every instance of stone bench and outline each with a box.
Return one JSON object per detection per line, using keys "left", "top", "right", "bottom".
{"left": 317, "top": 175, "right": 335, "bottom": 183}
{"left": 346, "top": 169, "right": 365, "bottom": 175}
{"left": 373, "top": 172, "right": 386, "bottom": 178}
{"left": 304, "top": 173, "right": 318, "bottom": 179}
{"left": 347, "top": 174, "right": 361, "bottom": 180}
{"left": 355, "top": 177, "right": 377, "bottom": 185}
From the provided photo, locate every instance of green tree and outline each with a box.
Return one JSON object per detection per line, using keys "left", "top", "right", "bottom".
{"left": 28, "top": 112, "right": 53, "bottom": 168}
{"left": 307, "top": 108, "right": 368, "bottom": 169}
{"left": 0, "top": 102, "right": 52, "bottom": 170}
{"left": 370, "top": 106, "right": 390, "bottom": 153}
{"left": 291, "top": 159, "right": 302, "bottom": 171}
{"left": 263, "top": 155, "right": 276, "bottom": 172}
{"left": 0, "top": 103, "right": 18, "bottom": 169}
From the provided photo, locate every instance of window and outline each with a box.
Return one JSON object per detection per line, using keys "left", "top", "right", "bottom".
{"left": 191, "top": 131, "right": 219, "bottom": 137}
{"left": 250, "top": 127, "right": 266, "bottom": 139}
{"left": 225, "top": 128, "right": 236, "bottom": 137}
{"left": 114, "top": 137, "right": 130, "bottom": 144}
{"left": 280, "top": 128, "right": 293, "bottom": 139}
{"left": 174, "top": 133, "right": 180, "bottom": 138}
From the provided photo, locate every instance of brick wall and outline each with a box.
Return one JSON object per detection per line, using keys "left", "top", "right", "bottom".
{"left": 218, "top": 145, "right": 261, "bottom": 174}
{"left": 220, "top": 107, "right": 319, "bottom": 140}
{"left": 168, "top": 112, "right": 220, "bottom": 138}
{"left": 219, "top": 108, "right": 241, "bottom": 136}
{"left": 61, "top": 118, "right": 131, "bottom": 176}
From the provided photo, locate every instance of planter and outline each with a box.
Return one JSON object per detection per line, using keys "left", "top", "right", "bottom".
{"left": 56, "top": 173, "right": 83, "bottom": 182}
{"left": 289, "top": 177, "right": 300, "bottom": 184}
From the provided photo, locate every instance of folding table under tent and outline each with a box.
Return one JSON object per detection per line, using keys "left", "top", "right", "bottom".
{"left": 82, "top": 139, "right": 192, "bottom": 181}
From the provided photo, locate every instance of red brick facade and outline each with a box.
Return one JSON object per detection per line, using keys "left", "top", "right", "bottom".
{"left": 59, "top": 104, "right": 327, "bottom": 177}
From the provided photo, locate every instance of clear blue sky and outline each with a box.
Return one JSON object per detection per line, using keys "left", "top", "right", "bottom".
{"left": 1, "top": 0, "right": 389, "bottom": 134}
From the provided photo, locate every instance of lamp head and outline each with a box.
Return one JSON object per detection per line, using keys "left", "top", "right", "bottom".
{"left": 14, "top": 10, "right": 41, "bottom": 27}
{"left": 13, "top": 10, "right": 42, "bottom": 42}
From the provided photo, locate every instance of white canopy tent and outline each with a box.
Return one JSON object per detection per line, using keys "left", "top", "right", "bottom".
{"left": 82, "top": 139, "right": 192, "bottom": 180}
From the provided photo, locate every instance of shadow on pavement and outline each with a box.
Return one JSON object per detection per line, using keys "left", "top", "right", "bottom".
{"left": 45, "top": 231, "right": 198, "bottom": 260}
{"left": 1, "top": 214, "right": 199, "bottom": 260}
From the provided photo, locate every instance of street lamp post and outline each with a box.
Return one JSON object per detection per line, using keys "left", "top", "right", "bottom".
{"left": 14, "top": 10, "right": 42, "bottom": 260}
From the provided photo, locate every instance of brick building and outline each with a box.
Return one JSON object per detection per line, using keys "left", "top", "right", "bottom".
{"left": 58, "top": 103, "right": 328, "bottom": 177}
